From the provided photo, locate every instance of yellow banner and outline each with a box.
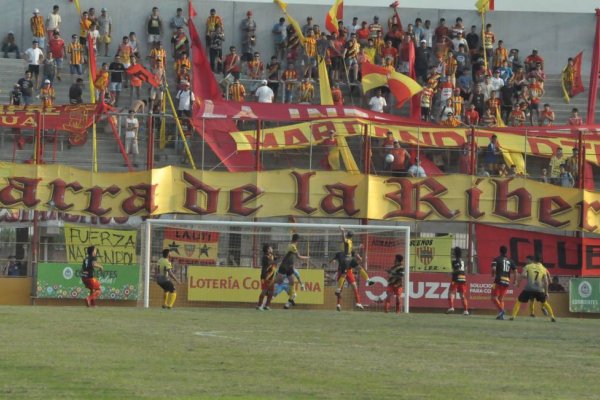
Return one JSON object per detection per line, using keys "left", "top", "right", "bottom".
{"left": 187, "top": 266, "right": 324, "bottom": 304}
{"left": 410, "top": 236, "right": 453, "bottom": 272}
{"left": 64, "top": 224, "right": 137, "bottom": 265}
{"left": 163, "top": 228, "right": 219, "bottom": 265}
{"left": 228, "top": 119, "right": 594, "bottom": 165}
{"left": 1, "top": 163, "right": 599, "bottom": 232}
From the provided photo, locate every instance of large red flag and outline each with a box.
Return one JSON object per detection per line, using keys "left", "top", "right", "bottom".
{"left": 126, "top": 63, "right": 160, "bottom": 87}
{"left": 325, "top": 0, "right": 343, "bottom": 34}
{"left": 572, "top": 51, "right": 585, "bottom": 98}
{"left": 188, "top": 1, "right": 222, "bottom": 100}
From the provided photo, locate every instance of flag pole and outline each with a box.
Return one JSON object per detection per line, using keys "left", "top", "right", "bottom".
{"left": 164, "top": 79, "right": 196, "bottom": 169}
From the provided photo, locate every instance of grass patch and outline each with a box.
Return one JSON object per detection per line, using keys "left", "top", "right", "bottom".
{"left": 1, "top": 306, "right": 599, "bottom": 399}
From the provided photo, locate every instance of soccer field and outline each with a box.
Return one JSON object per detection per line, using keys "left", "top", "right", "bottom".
{"left": 1, "top": 307, "right": 599, "bottom": 400}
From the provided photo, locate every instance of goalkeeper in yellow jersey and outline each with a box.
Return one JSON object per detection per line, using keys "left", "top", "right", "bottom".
{"left": 333, "top": 227, "right": 373, "bottom": 311}
{"left": 510, "top": 255, "right": 556, "bottom": 322}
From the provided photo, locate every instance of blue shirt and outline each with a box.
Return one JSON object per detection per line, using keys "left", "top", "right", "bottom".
{"left": 272, "top": 22, "right": 286, "bottom": 44}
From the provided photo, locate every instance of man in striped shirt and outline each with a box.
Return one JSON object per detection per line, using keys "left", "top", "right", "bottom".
{"left": 67, "top": 34, "right": 84, "bottom": 82}
{"left": 343, "top": 34, "right": 360, "bottom": 82}
{"left": 30, "top": 9, "right": 45, "bottom": 48}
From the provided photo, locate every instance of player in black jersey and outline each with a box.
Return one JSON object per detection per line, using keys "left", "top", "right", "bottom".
{"left": 491, "top": 245, "right": 517, "bottom": 320}
{"left": 257, "top": 243, "right": 277, "bottom": 310}
{"left": 156, "top": 248, "right": 180, "bottom": 309}
{"left": 276, "top": 234, "right": 308, "bottom": 308}
{"left": 447, "top": 247, "right": 469, "bottom": 315}
{"left": 81, "top": 245, "right": 104, "bottom": 307}
{"left": 331, "top": 250, "right": 372, "bottom": 311}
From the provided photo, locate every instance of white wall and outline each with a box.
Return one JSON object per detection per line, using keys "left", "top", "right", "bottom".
{"left": 6, "top": 0, "right": 596, "bottom": 74}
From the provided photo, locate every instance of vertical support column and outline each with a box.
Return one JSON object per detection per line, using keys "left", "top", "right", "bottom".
{"left": 143, "top": 221, "right": 152, "bottom": 308}
{"left": 255, "top": 120, "right": 261, "bottom": 171}
{"left": 586, "top": 9, "right": 600, "bottom": 124}
{"left": 147, "top": 114, "right": 155, "bottom": 170}
{"left": 403, "top": 227, "right": 410, "bottom": 314}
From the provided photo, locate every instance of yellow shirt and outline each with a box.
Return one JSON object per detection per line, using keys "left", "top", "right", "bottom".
{"left": 523, "top": 262, "right": 548, "bottom": 292}
{"left": 158, "top": 257, "right": 173, "bottom": 279}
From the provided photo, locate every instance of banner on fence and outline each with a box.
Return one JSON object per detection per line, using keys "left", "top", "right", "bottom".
{"left": 163, "top": 228, "right": 219, "bottom": 265}
{"left": 366, "top": 236, "right": 451, "bottom": 272}
{"left": 1, "top": 163, "right": 600, "bottom": 233}
{"left": 64, "top": 224, "right": 137, "bottom": 265}
{"left": 359, "top": 272, "right": 517, "bottom": 310}
{"left": 36, "top": 263, "right": 139, "bottom": 300}
{"left": 569, "top": 278, "right": 600, "bottom": 312}
{"left": 187, "top": 266, "right": 324, "bottom": 304}
{"left": 475, "top": 224, "right": 597, "bottom": 275}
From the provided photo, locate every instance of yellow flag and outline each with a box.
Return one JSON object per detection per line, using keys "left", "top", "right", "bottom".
{"left": 475, "top": 0, "right": 490, "bottom": 13}
{"left": 273, "top": 0, "right": 306, "bottom": 45}
{"left": 318, "top": 56, "right": 333, "bottom": 106}
{"left": 73, "top": 0, "right": 82, "bottom": 15}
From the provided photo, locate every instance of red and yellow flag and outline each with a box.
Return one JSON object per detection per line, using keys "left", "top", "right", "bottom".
{"left": 325, "top": 0, "right": 344, "bottom": 34}
{"left": 562, "top": 51, "right": 584, "bottom": 103}
{"left": 361, "top": 62, "right": 422, "bottom": 107}
{"left": 475, "top": 0, "right": 494, "bottom": 13}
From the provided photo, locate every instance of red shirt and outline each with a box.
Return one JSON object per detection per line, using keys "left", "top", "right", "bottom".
{"left": 569, "top": 116, "right": 582, "bottom": 126}
{"left": 382, "top": 46, "right": 398, "bottom": 61}
{"left": 465, "top": 110, "right": 480, "bottom": 125}
{"left": 48, "top": 37, "right": 65, "bottom": 59}
{"left": 435, "top": 26, "right": 449, "bottom": 42}
{"left": 356, "top": 28, "right": 370, "bottom": 41}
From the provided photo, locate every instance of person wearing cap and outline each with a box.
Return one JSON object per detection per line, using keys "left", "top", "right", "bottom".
{"left": 45, "top": 5, "right": 61, "bottom": 41}
{"left": 147, "top": 7, "right": 163, "bottom": 45}
{"left": 176, "top": 80, "right": 195, "bottom": 142}
{"left": 241, "top": 11, "right": 257, "bottom": 62}
{"left": 299, "top": 78, "right": 314, "bottom": 103}
{"left": 24, "top": 40, "right": 44, "bottom": 88}
{"left": 149, "top": 40, "right": 166, "bottom": 69}
{"left": 97, "top": 8, "right": 112, "bottom": 57}
{"left": 67, "top": 34, "right": 84, "bottom": 82}
{"left": 170, "top": 7, "right": 188, "bottom": 33}
{"left": 108, "top": 56, "right": 126, "bottom": 106}
{"left": 47, "top": 31, "right": 65, "bottom": 81}
{"left": 40, "top": 79, "right": 55, "bottom": 108}
{"left": 255, "top": 79, "right": 274, "bottom": 103}
{"left": 171, "top": 26, "right": 189, "bottom": 60}
{"left": 247, "top": 52, "right": 264, "bottom": 80}
{"left": 206, "top": 8, "right": 223, "bottom": 48}
{"left": 30, "top": 9, "right": 45, "bottom": 48}
{"left": 2, "top": 31, "right": 20, "bottom": 59}
{"left": 125, "top": 110, "right": 140, "bottom": 167}
{"left": 368, "top": 16, "right": 382, "bottom": 39}
{"left": 9, "top": 83, "right": 22, "bottom": 106}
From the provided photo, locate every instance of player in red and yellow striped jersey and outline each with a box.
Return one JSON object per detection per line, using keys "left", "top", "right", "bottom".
{"left": 256, "top": 244, "right": 277, "bottom": 310}
{"left": 228, "top": 78, "right": 246, "bottom": 102}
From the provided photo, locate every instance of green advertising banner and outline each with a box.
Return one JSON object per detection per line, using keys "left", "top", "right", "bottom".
{"left": 569, "top": 278, "right": 600, "bottom": 313}
{"left": 36, "top": 263, "right": 139, "bottom": 300}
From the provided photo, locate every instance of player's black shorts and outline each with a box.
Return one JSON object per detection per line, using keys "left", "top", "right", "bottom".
{"left": 157, "top": 277, "right": 176, "bottom": 292}
{"left": 518, "top": 290, "right": 547, "bottom": 303}
{"left": 278, "top": 264, "right": 294, "bottom": 276}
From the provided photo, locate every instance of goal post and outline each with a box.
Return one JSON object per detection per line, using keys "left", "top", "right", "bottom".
{"left": 141, "top": 219, "right": 411, "bottom": 313}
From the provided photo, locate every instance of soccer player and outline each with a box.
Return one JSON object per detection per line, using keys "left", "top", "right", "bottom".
{"left": 276, "top": 233, "right": 308, "bottom": 309}
{"left": 273, "top": 268, "right": 305, "bottom": 304}
{"left": 384, "top": 254, "right": 404, "bottom": 314}
{"left": 510, "top": 255, "right": 556, "bottom": 322}
{"left": 491, "top": 245, "right": 517, "bottom": 320}
{"left": 332, "top": 250, "right": 372, "bottom": 311}
{"left": 447, "top": 247, "right": 469, "bottom": 315}
{"left": 81, "top": 246, "right": 104, "bottom": 307}
{"left": 257, "top": 243, "right": 277, "bottom": 310}
{"left": 521, "top": 255, "right": 549, "bottom": 317}
{"left": 156, "top": 249, "right": 180, "bottom": 309}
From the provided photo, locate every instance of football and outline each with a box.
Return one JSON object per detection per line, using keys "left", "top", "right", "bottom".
{"left": 385, "top": 154, "right": 394, "bottom": 163}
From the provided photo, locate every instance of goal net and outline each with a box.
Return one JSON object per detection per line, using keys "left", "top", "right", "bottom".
{"left": 140, "top": 219, "right": 411, "bottom": 312}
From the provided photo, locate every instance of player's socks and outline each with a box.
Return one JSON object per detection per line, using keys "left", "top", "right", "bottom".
{"left": 336, "top": 276, "right": 345, "bottom": 291}
{"left": 448, "top": 296, "right": 454, "bottom": 309}
{"left": 353, "top": 286, "right": 361, "bottom": 303}
{"left": 163, "top": 292, "right": 169, "bottom": 308}
{"left": 168, "top": 292, "right": 177, "bottom": 308}
{"left": 462, "top": 298, "right": 469, "bottom": 312}
{"left": 359, "top": 268, "right": 369, "bottom": 281}
{"left": 85, "top": 296, "right": 91, "bottom": 307}
{"left": 528, "top": 300, "right": 535, "bottom": 316}
{"left": 542, "top": 302, "right": 555, "bottom": 320}
{"left": 492, "top": 298, "right": 502, "bottom": 311}
{"left": 511, "top": 302, "right": 521, "bottom": 319}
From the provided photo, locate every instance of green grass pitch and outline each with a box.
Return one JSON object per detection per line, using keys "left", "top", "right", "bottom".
{"left": 1, "top": 306, "right": 599, "bottom": 399}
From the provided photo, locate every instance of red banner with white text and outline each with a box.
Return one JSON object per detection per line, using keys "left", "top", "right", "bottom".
{"left": 475, "top": 224, "right": 594, "bottom": 276}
